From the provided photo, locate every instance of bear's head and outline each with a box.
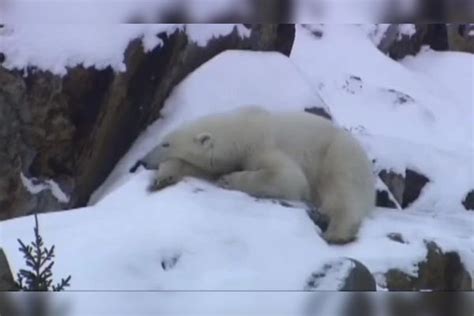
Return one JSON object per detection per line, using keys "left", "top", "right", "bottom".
{"left": 139, "top": 118, "right": 240, "bottom": 175}
{"left": 150, "top": 158, "right": 216, "bottom": 191}
{"left": 140, "top": 130, "right": 213, "bottom": 169}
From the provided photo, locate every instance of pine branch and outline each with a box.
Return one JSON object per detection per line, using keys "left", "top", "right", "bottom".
{"left": 14, "top": 213, "right": 72, "bottom": 291}
{"left": 52, "top": 275, "right": 72, "bottom": 292}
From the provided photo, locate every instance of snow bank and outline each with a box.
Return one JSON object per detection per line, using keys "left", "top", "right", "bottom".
{"left": 186, "top": 24, "right": 250, "bottom": 46}
{"left": 397, "top": 24, "right": 417, "bottom": 39}
{"left": 0, "top": 24, "right": 249, "bottom": 75}
{"left": 291, "top": 25, "right": 472, "bottom": 149}
{"left": 4, "top": 174, "right": 473, "bottom": 292}
{"left": 0, "top": 24, "right": 179, "bottom": 75}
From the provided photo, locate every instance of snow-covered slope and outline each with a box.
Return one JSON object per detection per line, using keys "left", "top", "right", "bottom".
{"left": 291, "top": 25, "right": 473, "bottom": 213}
{"left": 3, "top": 172, "right": 473, "bottom": 291}
{"left": 1, "top": 25, "right": 473, "bottom": 312}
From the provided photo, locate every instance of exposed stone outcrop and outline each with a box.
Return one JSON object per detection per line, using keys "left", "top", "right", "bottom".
{"left": 305, "top": 258, "right": 376, "bottom": 291}
{"left": 0, "top": 248, "right": 15, "bottom": 291}
{"left": 462, "top": 189, "right": 474, "bottom": 211}
{"left": 377, "top": 24, "right": 474, "bottom": 60}
{"left": 384, "top": 241, "right": 472, "bottom": 291}
{"left": 376, "top": 168, "right": 429, "bottom": 209}
{"left": 378, "top": 170, "right": 405, "bottom": 207}
{"left": 377, "top": 24, "right": 429, "bottom": 60}
{"left": 447, "top": 24, "right": 474, "bottom": 53}
{"left": 304, "top": 106, "right": 332, "bottom": 121}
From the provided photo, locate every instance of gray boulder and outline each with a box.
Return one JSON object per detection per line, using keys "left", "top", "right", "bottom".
{"left": 305, "top": 258, "right": 376, "bottom": 291}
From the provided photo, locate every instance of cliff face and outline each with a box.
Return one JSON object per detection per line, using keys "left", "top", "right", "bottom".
{"left": 0, "top": 24, "right": 295, "bottom": 220}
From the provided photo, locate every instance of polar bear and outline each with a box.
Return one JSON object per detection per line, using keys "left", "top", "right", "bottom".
{"left": 140, "top": 106, "right": 375, "bottom": 244}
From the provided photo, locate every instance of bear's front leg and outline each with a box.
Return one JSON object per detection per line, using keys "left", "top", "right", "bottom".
{"left": 217, "top": 151, "right": 310, "bottom": 202}
{"left": 217, "top": 170, "right": 264, "bottom": 195}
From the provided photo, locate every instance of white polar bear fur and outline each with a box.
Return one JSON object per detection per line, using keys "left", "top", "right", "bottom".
{"left": 149, "top": 158, "right": 215, "bottom": 191}
{"left": 141, "top": 106, "right": 375, "bottom": 243}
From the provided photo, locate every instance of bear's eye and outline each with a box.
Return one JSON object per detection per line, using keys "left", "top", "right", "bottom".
{"left": 161, "top": 142, "right": 170, "bottom": 148}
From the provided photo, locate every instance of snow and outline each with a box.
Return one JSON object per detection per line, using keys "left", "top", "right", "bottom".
{"left": 20, "top": 173, "right": 70, "bottom": 203}
{"left": 401, "top": 48, "right": 474, "bottom": 115}
{"left": 291, "top": 25, "right": 472, "bottom": 148}
{"left": 305, "top": 259, "right": 355, "bottom": 290}
{"left": 1, "top": 23, "right": 473, "bottom": 314}
{"left": 0, "top": 24, "right": 250, "bottom": 75}
{"left": 362, "top": 24, "right": 417, "bottom": 47}
{"left": 185, "top": 24, "right": 250, "bottom": 47}
{"left": 0, "top": 24, "right": 176, "bottom": 75}
{"left": 363, "top": 24, "right": 391, "bottom": 46}
{"left": 397, "top": 24, "right": 416, "bottom": 39}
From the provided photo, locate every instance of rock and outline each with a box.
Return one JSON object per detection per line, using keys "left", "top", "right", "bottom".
{"left": 402, "top": 169, "right": 429, "bottom": 208}
{"left": 0, "top": 248, "right": 16, "bottom": 291}
{"left": 422, "top": 24, "right": 449, "bottom": 51}
{"left": 305, "top": 206, "right": 330, "bottom": 233}
{"left": 161, "top": 254, "right": 181, "bottom": 271}
{"left": 378, "top": 170, "right": 405, "bottom": 207}
{"left": 447, "top": 24, "right": 474, "bottom": 53}
{"left": 462, "top": 189, "right": 474, "bottom": 211}
{"left": 376, "top": 24, "right": 474, "bottom": 59}
{"left": 272, "top": 200, "right": 330, "bottom": 232}
{"left": 384, "top": 241, "right": 472, "bottom": 291}
{"left": 302, "top": 24, "right": 324, "bottom": 39}
{"left": 276, "top": 24, "right": 296, "bottom": 56}
{"left": 0, "top": 24, "right": 296, "bottom": 220}
{"left": 383, "top": 88, "right": 416, "bottom": 105}
{"left": 387, "top": 233, "right": 407, "bottom": 244}
{"left": 248, "top": 24, "right": 295, "bottom": 56}
{"left": 378, "top": 25, "right": 429, "bottom": 60}
{"left": 305, "top": 258, "right": 376, "bottom": 291}
{"left": 304, "top": 107, "right": 332, "bottom": 121}
{"left": 377, "top": 168, "right": 430, "bottom": 209}
{"left": 376, "top": 189, "right": 398, "bottom": 209}
{"left": 387, "top": 292, "right": 474, "bottom": 316}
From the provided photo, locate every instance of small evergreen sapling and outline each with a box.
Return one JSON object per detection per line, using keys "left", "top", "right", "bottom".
{"left": 15, "top": 214, "right": 71, "bottom": 291}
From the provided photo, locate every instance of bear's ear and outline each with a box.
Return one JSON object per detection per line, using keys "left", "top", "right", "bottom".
{"left": 194, "top": 132, "right": 214, "bottom": 149}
